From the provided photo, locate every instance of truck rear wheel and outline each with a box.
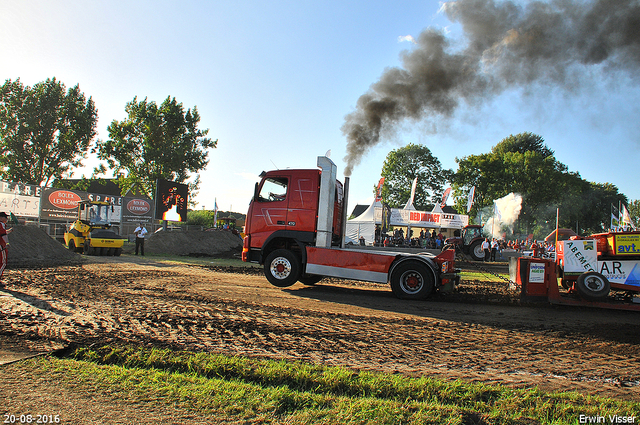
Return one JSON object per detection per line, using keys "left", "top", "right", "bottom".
{"left": 298, "top": 274, "right": 323, "bottom": 285}
{"left": 84, "top": 241, "right": 94, "bottom": 255}
{"left": 264, "top": 249, "right": 301, "bottom": 287}
{"left": 576, "top": 272, "right": 610, "bottom": 301}
{"left": 390, "top": 261, "right": 434, "bottom": 300}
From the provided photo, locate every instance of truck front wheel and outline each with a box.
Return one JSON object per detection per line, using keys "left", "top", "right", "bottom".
{"left": 264, "top": 249, "right": 301, "bottom": 287}
{"left": 390, "top": 262, "right": 434, "bottom": 300}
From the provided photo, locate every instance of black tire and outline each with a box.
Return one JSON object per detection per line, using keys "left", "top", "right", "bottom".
{"left": 298, "top": 274, "right": 323, "bottom": 285}
{"left": 114, "top": 248, "right": 122, "bottom": 256}
{"left": 84, "top": 241, "right": 94, "bottom": 255}
{"left": 264, "top": 249, "right": 301, "bottom": 287}
{"left": 469, "top": 240, "right": 484, "bottom": 261}
{"left": 576, "top": 272, "right": 610, "bottom": 301}
{"left": 99, "top": 247, "right": 108, "bottom": 256}
{"left": 68, "top": 240, "right": 76, "bottom": 252}
{"left": 107, "top": 248, "right": 115, "bottom": 256}
{"left": 390, "top": 261, "right": 435, "bottom": 300}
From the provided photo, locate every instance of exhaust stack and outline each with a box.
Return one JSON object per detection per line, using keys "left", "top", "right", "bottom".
{"left": 316, "top": 156, "right": 337, "bottom": 248}
{"left": 341, "top": 176, "right": 350, "bottom": 248}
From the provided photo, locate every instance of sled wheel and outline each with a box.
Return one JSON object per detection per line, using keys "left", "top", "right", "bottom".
{"left": 470, "top": 240, "right": 484, "bottom": 261}
{"left": 264, "top": 249, "right": 301, "bottom": 287}
{"left": 575, "top": 272, "right": 610, "bottom": 301}
{"left": 390, "top": 261, "right": 434, "bottom": 300}
{"left": 298, "top": 274, "right": 323, "bottom": 285}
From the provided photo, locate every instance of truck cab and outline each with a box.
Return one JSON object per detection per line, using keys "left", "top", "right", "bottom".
{"left": 243, "top": 156, "right": 460, "bottom": 300}
{"left": 243, "top": 167, "right": 343, "bottom": 264}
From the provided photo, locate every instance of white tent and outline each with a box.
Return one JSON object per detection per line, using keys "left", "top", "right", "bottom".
{"left": 345, "top": 201, "right": 380, "bottom": 246}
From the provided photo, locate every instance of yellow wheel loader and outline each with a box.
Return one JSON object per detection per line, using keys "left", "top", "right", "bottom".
{"left": 64, "top": 200, "right": 126, "bottom": 256}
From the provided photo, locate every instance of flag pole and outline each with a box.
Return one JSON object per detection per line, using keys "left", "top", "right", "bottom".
{"left": 553, "top": 207, "right": 560, "bottom": 250}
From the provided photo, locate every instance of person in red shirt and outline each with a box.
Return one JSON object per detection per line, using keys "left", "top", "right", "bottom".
{"left": 0, "top": 212, "right": 13, "bottom": 288}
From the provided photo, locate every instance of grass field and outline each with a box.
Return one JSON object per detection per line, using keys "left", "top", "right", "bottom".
{"left": 24, "top": 345, "right": 637, "bottom": 424}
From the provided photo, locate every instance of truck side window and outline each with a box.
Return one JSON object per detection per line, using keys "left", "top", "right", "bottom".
{"left": 258, "top": 177, "right": 288, "bottom": 202}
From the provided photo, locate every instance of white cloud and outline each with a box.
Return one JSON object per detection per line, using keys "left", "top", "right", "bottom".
{"left": 397, "top": 35, "right": 417, "bottom": 44}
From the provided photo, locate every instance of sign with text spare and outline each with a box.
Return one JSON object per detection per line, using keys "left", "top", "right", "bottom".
{"left": 0, "top": 179, "right": 41, "bottom": 218}
{"left": 121, "top": 197, "right": 154, "bottom": 224}
{"left": 40, "top": 188, "right": 123, "bottom": 222}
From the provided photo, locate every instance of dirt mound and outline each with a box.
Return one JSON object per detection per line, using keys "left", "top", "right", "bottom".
{"left": 5, "top": 225, "right": 80, "bottom": 268}
{"left": 144, "top": 229, "right": 243, "bottom": 257}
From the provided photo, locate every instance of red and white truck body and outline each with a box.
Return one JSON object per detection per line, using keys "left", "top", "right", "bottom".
{"left": 242, "top": 156, "right": 459, "bottom": 299}
{"left": 555, "top": 231, "right": 640, "bottom": 301}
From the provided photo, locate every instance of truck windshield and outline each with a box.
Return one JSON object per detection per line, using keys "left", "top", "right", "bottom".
{"left": 257, "top": 177, "right": 288, "bottom": 202}
{"left": 463, "top": 227, "right": 481, "bottom": 244}
{"left": 88, "top": 204, "right": 110, "bottom": 225}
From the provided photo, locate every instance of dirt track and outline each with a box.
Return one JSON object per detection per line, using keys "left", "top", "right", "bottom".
{"left": 2, "top": 256, "right": 640, "bottom": 403}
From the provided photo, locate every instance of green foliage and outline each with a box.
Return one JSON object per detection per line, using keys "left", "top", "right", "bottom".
{"left": 628, "top": 200, "right": 640, "bottom": 228}
{"left": 380, "top": 143, "right": 453, "bottom": 210}
{"left": 94, "top": 96, "right": 217, "bottom": 199}
{"left": 186, "top": 210, "right": 217, "bottom": 227}
{"left": 0, "top": 77, "right": 97, "bottom": 186}
{"left": 453, "top": 132, "right": 627, "bottom": 236}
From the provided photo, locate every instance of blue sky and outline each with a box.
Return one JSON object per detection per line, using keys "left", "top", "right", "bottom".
{"left": 2, "top": 0, "right": 639, "bottom": 215}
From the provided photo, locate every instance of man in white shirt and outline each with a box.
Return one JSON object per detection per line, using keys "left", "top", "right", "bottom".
{"left": 134, "top": 222, "right": 148, "bottom": 256}
{"left": 490, "top": 238, "right": 499, "bottom": 261}
{"left": 481, "top": 238, "right": 490, "bottom": 262}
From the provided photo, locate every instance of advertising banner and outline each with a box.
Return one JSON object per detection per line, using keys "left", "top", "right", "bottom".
{"left": 121, "top": 197, "right": 155, "bottom": 224}
{"left": 40, "top": 188, "right": 123, "bottom": 222}
{"left": 611, "top": 233, "right": 640, "bottom": 255}
{"left": 388, "top": 208, "right": 468, "bottom": 229}
{"left": 155, "top": 179, "right": 188, "bottom": 222}
{"left": 529, "top": 262, "right": 546, "bottom": 283}
{"left": 558, "top": 240, "right": 598, "bottom": 274}
{"left": 599, "top": 260, "right": 640, "bottom": 287}
{"left": 0, "top": 180, "right": 41, "bottom": 218}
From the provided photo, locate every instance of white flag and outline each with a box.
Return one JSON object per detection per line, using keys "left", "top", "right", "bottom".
{"left": 466, "top": 186, "right": 475, "bottom": 213}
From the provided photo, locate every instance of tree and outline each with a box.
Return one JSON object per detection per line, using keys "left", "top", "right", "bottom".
{"left": 628, "top": 200, "right": 640, "bottom": 229}
{"left": 0, "top": 78, "right": 97, "bottom": 186}
{"left": 95, "top": 96, "right": 217, "bottom": 200}
{"left": 491, "top": 132, "right": 554, "bottom": 158}
{"left": 453, "top": 141, "right": 567, "bottom": 224}
{"left": 453, "top": 132, "right": 628, "bottom": 237}
{"left": 379, "top": 143, "right": 453, "bottom": 210}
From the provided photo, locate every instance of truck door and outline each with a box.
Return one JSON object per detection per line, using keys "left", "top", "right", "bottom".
{"left": 250, "top": 175, "right": 290, "bottom": 244}
{"left": 285, "top": 172, "right": 319, "bottom": 234}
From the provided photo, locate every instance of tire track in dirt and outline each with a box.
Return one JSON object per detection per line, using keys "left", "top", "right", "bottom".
{"left": 2, "top": 261, "right": 640, "bottom": 401}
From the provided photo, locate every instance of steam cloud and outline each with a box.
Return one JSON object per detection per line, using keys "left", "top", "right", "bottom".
{"left": 342, "top": 0, "right": 640, "bottom": 176}
{"left": 483, "top": 192, "right": 523, "bottom": 238}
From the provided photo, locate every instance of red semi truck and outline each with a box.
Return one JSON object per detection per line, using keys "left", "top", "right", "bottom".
{"left": 242, "top": 156, "right": 460, "bottom": 299}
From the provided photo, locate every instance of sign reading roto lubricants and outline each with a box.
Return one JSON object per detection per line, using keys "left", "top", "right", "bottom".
{"left": 121, "top": 196, "right": 154, "bottom": 224}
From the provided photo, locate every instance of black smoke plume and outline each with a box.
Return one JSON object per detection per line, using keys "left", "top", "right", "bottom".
{"left": 342, "top": 0, "right": 640, "bottom": 176}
